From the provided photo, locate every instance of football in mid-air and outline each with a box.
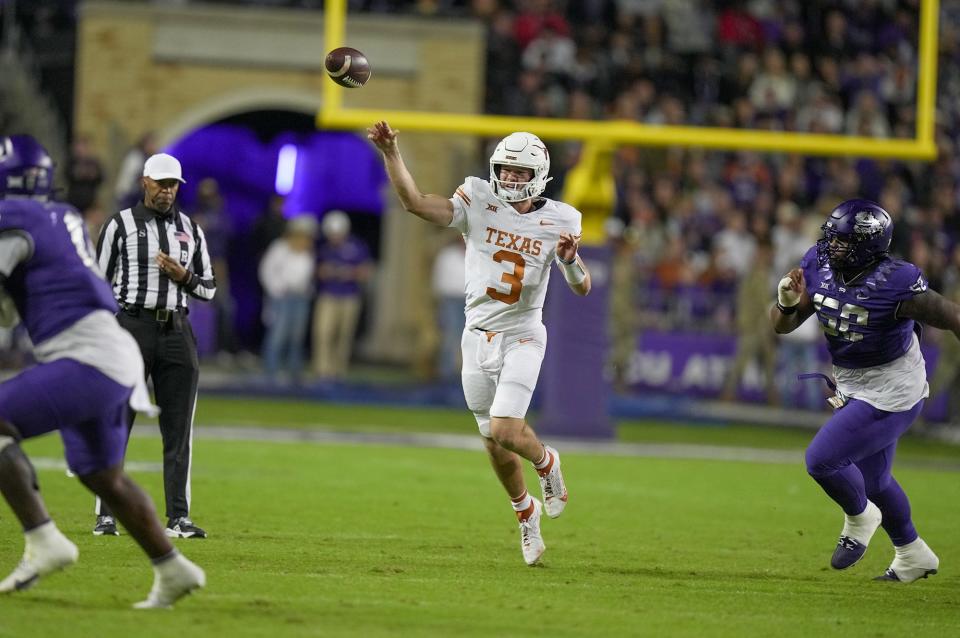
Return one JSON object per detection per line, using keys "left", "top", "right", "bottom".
{"left": 324, "top": 47, "right": 371, "bottom": 88}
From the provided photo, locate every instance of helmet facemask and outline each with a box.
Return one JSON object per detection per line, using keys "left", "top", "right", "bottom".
{"left": 489, "top": 132, "right": 552, "bottom": 203}
{"left": 816, "top": 200, "right": 893, "bottom": 271}
{"left": 0, "top": 135, "right": 55, "bottom": 200}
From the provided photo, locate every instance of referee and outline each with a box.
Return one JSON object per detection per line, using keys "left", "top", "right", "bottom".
{"left": 94, "top": 153, "right": 216, "bottom": 539}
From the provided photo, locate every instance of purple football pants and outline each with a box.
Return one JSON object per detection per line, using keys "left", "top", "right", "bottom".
{"left": 0, "top": 358, "right": 131, "bottom": 476}
{"left": 805, "top": 398, "right": 922, "bottom": 546}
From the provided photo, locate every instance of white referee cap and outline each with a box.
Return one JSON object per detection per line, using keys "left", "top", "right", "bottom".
{"left": 143, "top": 153, "right": 186, "bottom": 183}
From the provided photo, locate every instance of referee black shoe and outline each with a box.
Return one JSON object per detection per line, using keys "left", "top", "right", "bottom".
{"left": 92, "top": 515, "right": 120, "bottom": 536}
{"left": 165, "top": 517, "right": 207, "bottom": 539}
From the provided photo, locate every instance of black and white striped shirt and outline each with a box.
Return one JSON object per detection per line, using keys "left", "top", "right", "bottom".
{"left": 97, "top": 202, "right": 216, "bottom": 311}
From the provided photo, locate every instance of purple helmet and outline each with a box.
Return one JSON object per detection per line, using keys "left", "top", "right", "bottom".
{"left": 816, "top": 199, "right": 893, "bottom": 270}
{"left": 0, "top": 135, "right": 54, "bottom": 199}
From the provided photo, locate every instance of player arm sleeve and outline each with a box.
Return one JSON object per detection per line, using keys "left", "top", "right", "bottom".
{"left": 447, "top": 181, "right": 472, "bottom": 234}
{"left": 185, "top": 222, "right": 217, "bottom": 300}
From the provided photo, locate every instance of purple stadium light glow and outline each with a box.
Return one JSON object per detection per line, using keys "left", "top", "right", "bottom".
{"left": 275, "top": 143, "right": 298, "bottom": 195}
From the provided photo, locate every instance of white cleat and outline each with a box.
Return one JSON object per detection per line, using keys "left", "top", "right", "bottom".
{"left": 133, "top": 553, "right": 206, "bottom": 609}
{"left": 537, "top": 446, "right": 568, "bottom": 518}
{"left": 0, "top": 522, "right": 79, "bottom": 593}
{"left": 519, "top": 498, "right": 546, "bottom": 566}
{"left": 875, "top": 537, "right": 940, "bottom": 583}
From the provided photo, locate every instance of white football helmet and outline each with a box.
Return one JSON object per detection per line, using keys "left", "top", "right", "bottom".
{"left": 489, "top": 132, "right": 552, "bottom": 202}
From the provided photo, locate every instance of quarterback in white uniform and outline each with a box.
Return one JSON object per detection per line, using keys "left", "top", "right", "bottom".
{"left": 369, "top": 121, "right": 591, "bottom": 565}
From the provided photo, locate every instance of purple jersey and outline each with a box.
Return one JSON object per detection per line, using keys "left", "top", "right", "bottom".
{"left": 800, "top": 245, "right": 926, "bottom": 368}
{"left": 317, "top": 236, "right": 370, "bottom": 296}
{"left": 0, "top": 198, "right": 117, "bottom": 343}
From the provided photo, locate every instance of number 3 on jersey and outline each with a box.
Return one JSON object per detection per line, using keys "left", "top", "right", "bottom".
{"left": 487, "top": 250, "right": 526, "bottom": 305}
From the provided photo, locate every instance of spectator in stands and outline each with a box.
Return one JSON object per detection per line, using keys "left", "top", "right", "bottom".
{"left": 431, "top": 234, "right": 466, "bottom": 380}
{"left": 845, "top": 90, "right": 891, "bottom": 138}
{"left": 311, "top": 211, "right": 372, "bottom": 380}
{"left": 259, "top": 215, "right": 318, "bottom": 384}
{"left": 748, "top": 48, "right": 796, "bottom": 116}
{"left": 114, "top": 132, "right": 157, "bottom": 210}
{"left": 522, "top": 22, "right": 576, "bottom": 78}
{"left": 513, "top": 0, "right": 570, "bottom": 51}
{"left": 716, "top": 2, "right": 764, "bottom": 54}
{"left": 190, "top": 178, "right": 237, "bottom": 359}
{"left": 65, "top": 134, "right": 103, "bottom": 216}
{"left": 777, "top": 312, "right": 823, "bottom": 411}
{"left": 720, "top": 240, "right": 778, "bottom": 404}
{"left": 252, "top": 194, "right": 288, "bottom": 259}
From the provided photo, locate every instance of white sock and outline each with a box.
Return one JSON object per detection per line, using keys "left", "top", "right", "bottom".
{"left": 841, "top": 501, "right": 880, "bottom": 544}
{"left": 511, "top": 491, "right": 532, "bottom": 513}
{"left": 152, "top": 549, "right": 185, "bottom": 575}
{"left": 533, "top": 447, "right": 551, "bottom": 471}
{"left": 894, "top": 537, "right": 924, "bottom": 558}
{"left": 24, "top": 520, "right": 59, "bottom": 546}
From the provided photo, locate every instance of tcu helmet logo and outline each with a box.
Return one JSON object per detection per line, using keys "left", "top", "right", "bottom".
{"left": 854, "top": 210, "right": 884, "bottom": 236}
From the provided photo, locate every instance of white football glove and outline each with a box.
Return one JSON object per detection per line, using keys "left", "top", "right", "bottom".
{"left": 777, "top": 275, "right": 801, "bottom": 307}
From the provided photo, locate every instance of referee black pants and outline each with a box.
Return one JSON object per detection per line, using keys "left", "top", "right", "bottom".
{"left": 98, "top": 308, "right": 199, "bottom": 521}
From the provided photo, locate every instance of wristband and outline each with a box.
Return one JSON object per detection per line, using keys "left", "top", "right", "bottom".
{"left": 776, "top": 302, "right": 797, "bottom": 315}
{"left": 557, "top": 255, "right": 586, "bottom": 285}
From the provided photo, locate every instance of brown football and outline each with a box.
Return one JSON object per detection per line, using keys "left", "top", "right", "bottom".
{"left": 324, "top": 47, "right": 371, "bottom": 88}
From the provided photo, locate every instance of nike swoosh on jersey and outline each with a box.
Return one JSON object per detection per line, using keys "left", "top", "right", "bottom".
{"left": 539, "top": 220, "right": 554, "bottom": 226}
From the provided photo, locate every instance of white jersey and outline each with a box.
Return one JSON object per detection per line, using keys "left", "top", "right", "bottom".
{"left": 448, "top": 176, "right": 582, "bottom": 332}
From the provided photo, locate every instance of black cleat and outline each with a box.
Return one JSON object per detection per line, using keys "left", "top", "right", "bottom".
{"left": 831, "top": 535, "right": 867, "bottom": 570}
{"left": 165, "top": 517, "right": 207, "bottom": 539}
{"left": 93, "top": 515, "right": 120, "bottom": 536}
{"left": 875, "top": 568, "right": 902, "bottom": 582}
{"left": 874, "top": 567, "right": 938, "bottom": 582}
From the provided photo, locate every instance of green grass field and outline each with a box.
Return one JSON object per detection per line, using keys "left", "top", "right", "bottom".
{"left": 1, "top": 397, "right": 959, "bottom": 637}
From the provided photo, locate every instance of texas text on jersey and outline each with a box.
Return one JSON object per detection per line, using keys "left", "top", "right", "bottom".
{"left": 448, "top": 176, "right": 582, "bottom": 333}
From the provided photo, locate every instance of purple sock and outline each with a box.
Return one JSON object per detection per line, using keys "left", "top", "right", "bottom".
{"left": 871, "top": 477, "right": 918, "bottom": 546}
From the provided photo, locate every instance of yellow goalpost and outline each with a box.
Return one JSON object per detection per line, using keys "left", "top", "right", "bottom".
{"left": 319, "top": 0, "right": 938, "bottom": 159}
{"left": 317, "top": 0, "right": 940, "bottom": 241}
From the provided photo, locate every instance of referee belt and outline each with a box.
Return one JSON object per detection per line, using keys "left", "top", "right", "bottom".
{"left": 119, "top": 304, "right": 187, "bottom": 324}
